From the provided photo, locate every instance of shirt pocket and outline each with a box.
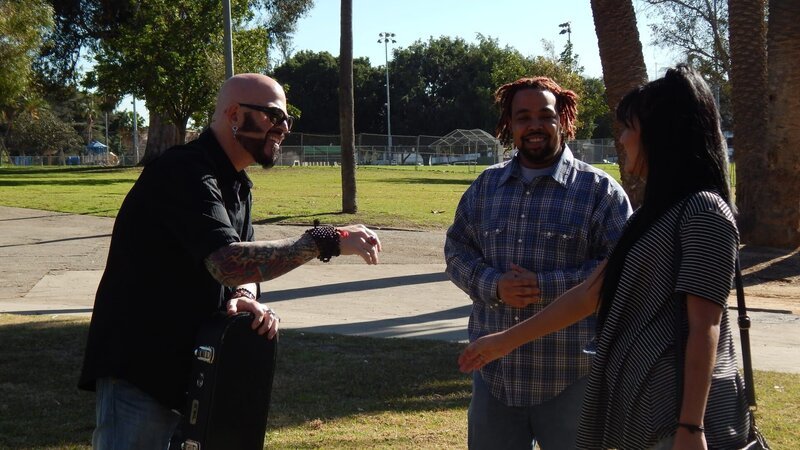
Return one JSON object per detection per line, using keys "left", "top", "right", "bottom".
{"left": 531, "top": 222, "right": 584, "bottom": 267}
{"left": 479, "top": 219, "right": 510, "bottom": 265}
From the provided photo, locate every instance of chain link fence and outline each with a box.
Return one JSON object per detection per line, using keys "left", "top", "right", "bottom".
{"left": 4, "top": 133, "right": 618, "bottom": 167}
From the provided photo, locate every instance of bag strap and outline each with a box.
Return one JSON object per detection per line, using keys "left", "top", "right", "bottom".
{"left": 734, "top": 258, "right": 758, "bottom": 409}
{"left": 672, "top": 200, "right": 690, "bottom": 419}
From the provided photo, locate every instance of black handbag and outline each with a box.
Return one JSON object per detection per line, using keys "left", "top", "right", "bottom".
{"left": 672, "top": 200, "right": 771, "bottom": 449}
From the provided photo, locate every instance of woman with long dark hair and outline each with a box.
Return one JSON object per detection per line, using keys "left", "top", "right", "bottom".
{"left": 458, "top": 65, "right": 750, "bottom": 449}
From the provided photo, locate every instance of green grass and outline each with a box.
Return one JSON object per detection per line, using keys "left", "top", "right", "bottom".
{"left": 0, "top": 314, "right": 470, "bottom": 449}
{"left": 0, "top": 314, "right": 796, "bottom": 449}
{"left": 0, "top": 164, "right": 621, "bottom": 230}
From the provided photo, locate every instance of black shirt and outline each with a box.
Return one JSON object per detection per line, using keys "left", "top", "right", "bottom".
{"left": 79, "top": 129, "right": 255, "bottom": 410}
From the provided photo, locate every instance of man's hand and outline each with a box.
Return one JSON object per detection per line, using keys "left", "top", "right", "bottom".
{"left": 338, "top": 224, "right": 382, "bottom": 265}
{"left": 226, "top": 296, "right": 280, "bottom": 339}
{"left": 496, "top": 263, "right": 540, "bottom": 307}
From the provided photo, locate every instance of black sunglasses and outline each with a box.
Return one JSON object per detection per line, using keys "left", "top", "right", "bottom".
{"left": 239, "top": 103, "right": 293, "bottom": 130}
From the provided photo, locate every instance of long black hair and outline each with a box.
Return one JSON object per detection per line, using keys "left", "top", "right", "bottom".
{"left": 596, "top": 64, "right": 733, "bottom": 332}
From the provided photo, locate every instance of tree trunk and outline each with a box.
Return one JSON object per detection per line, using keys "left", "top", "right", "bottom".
{"left": 762, "top": 0, "right": 800, "bottom": 248}
{"left": 140, "top": 111, "right": 179, "bottom": 166}
{"left": 590, "top": 0, "right": 649, "bottom": 208}
{"left": 339, "top": 0, "right": 357, "bottom": 213}
{"left": 728, "top": 0, "right": 768, "bottom": 244}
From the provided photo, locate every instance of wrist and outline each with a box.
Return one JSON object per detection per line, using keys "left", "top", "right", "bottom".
{"left": 305, "top": 220, "right": 341, "bottom": 262}
{"left": 230, "top": 287, "right": 256, "bottom": 300}
{"left": 677, "top": 422, "right": 704, "bottom": 434}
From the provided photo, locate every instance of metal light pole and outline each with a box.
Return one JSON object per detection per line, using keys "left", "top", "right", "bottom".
{"left": 378, "top": 32, "right": 396, "bottom": 163}
{"left": 132, "top": 97, "right": 139, "bottom": 164}
{"left": 104, "top": 111, "right": 109, "bottom": 164}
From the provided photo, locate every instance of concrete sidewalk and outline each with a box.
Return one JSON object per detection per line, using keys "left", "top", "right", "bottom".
{"left": 0, "top": 205, "right": 798, "bottom": 373}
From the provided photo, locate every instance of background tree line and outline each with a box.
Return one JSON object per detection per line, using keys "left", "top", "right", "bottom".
{"left": 273, "top": 35, "right": 610, "bottom": 139}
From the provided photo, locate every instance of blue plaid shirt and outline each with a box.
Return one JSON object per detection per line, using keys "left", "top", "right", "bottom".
{"left": 445, "top": 147, "right": 632, "bottom": 406}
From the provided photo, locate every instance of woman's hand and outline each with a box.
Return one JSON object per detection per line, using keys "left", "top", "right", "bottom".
{"left": 458, "top": 332, "right": 512, "bottom": 373}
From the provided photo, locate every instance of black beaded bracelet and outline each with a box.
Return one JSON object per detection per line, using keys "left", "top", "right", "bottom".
{"left": 677, "top": 423, "right": 704, "bottom": 434}
{"left": 305, "top": 220, "right": 341, "bottom": 262}
{"left": 230, "top": 287, "right": 256, "bottom": 300}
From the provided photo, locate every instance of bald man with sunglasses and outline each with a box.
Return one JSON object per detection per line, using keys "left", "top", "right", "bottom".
{"left": 79, "top": 74, "right": 382, "bottom": 449}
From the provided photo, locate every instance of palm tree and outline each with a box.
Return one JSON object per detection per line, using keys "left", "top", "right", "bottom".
{"left": 590, "top": 0, "right": 649, "bottom": 207}
{"left": 763, "top": 0, "right": 800, "bottom": 247}
{"left": 728, "top": 0, "right": 768, "bottom": 245}
{"left": 339, "top": 0, "right": 357, "bottom": 213}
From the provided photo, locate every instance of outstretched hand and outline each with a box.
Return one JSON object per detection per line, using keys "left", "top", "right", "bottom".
{"left": 458, "top": 332, "right": 512, "bottom": 373}
{"left": 338, "top": 224, "right": 382, "bottom": 264}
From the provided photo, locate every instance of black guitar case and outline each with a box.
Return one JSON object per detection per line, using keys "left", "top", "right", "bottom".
{"left": 176, "top": 312, "right": 278, "bottom": 450}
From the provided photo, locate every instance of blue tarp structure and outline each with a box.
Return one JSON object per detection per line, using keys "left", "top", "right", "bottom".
{"left": 86, "top": 140, "right": 108, "bottom": 154}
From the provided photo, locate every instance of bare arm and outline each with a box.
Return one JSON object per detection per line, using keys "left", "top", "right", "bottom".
{"left": 673, "top": 293, "right": 722, "bottom": 450}
{"left": 204, "top": 224, "right": 382, "bottom": 287}
{"left": 458, "top": 262, "right": 605, "bottom": 372}
{"left": 205, "top": 235, "right": 318, "bottom": 287}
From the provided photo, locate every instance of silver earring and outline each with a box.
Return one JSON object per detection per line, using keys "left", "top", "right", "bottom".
{"left": 232, "top": 126, "right": 238, "bottom": 138}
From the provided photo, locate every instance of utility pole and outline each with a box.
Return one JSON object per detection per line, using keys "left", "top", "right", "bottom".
{"left": 132, "top": 97, "right": 139, "bottom": 164}
{"left": 378, "top": 32, "right": 396, "bottom": 163}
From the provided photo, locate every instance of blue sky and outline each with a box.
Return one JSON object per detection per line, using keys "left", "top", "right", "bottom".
{"left": 128, "top": 0, "right": 678, "bottom": 123}
{"left": 291, "top": 0, "right": 677, "bottom": 79}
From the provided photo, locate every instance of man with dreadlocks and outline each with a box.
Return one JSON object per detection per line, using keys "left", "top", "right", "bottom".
{"left": 445, "top": 76, "right": 632, "bottom": 449}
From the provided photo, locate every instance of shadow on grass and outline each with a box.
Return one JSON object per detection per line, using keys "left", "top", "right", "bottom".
{"left": 0, "top": 178, "right": 135, "bottom": 187}
{"left": 739, "top": 245, "right": 800, "bottom": 286}
{"left": 0, "top": 167, "right": 133, "bottom": 176}
{"left": 268, "top": 330, "right": 471, "bottom": 429}
{"left": 253, "top": 211, "right": 345, "bottom": 225}
{"left": 0, "top": 316, "right": 470, "bottom": 449}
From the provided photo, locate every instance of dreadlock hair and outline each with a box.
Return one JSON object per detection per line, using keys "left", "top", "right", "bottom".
{"left": 493, "top": 77, "right": 579, "bottom": 147}
{"left": 596, "top": 64, "right": 733, "bottom": 333}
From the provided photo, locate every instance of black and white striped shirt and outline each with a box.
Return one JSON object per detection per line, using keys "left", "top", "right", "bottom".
{"left": 576, "top": 191, "right": 750, "bottom": 449}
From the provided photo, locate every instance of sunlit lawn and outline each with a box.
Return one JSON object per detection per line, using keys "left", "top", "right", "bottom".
{"left": 0, "top": 163, "right": 621, "bottom": 230}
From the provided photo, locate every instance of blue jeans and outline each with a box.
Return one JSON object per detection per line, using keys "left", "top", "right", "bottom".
{"left": 93, "top": 377, "right": 181, "bottom": 450}
{"left": 468, "top": 372, "right": 588, "bottom": 450}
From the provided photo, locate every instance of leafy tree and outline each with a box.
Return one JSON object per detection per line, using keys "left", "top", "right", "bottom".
{"left": 6, "top": 109, "right": 82, "bottom": 157}
{"left": 641, "top": 0, "right": 732, "bottom": 127}
{"left": 0, "top": 0, "right": 54, "bottom": 161}
{"left": 272, "top": 37, "right": 606, "bottom": 139}
{"left": 0, "top": 0, "right": 54, "bottom": 110}
{"left": 273, "top": 51, "right": 340, "bottom": 133}
{"left": 260, "top": 0, "right": 313, "bottom": 67}
{"left": 578, "top": 77, "right": 610, "bottom": 139}
{"left": 82, "top": 0, "right": 311, "bottom": 164}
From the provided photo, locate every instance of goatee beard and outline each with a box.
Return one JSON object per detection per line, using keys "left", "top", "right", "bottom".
{"left": 237, "top": 134, "right": 277, "bottom": 169}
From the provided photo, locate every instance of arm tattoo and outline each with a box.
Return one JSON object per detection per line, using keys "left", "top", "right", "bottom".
{"left": 205, "top": 234, "right": 319, "bottom": 286}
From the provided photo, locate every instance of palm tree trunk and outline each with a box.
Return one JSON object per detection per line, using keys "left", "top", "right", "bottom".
{"left": 762, "top": 0, "right": 800, "bottom": 247}
{"left": 728, "top": 0, "right": 768, "bottom": 244}
{"left": 339, "top": 0, "right": 357, "bottom": 213}
{"left": 590, "top": 0, "right": 648, "bottom": 207}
